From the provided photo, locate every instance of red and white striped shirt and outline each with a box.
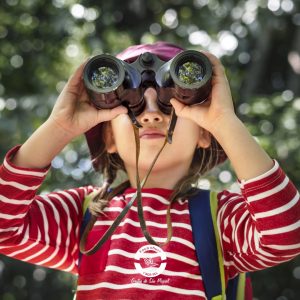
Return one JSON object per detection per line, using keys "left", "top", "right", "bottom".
{"left": 0, "top": 146, "right": 300, "bottom": 300}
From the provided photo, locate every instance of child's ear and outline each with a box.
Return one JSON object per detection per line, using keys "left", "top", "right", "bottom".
{"left": 197, "top": 128, "right": 211, "bottom": 149}
{"left": 103, "top": 123, "right": 117, "bottom": 153}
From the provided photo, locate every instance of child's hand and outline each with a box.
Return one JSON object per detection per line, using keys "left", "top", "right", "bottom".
{"left": 170, "top": 52, "right": 236, "bottom": 135}
{"left": 48, "top": 60, "right": 128, "bottom": 139}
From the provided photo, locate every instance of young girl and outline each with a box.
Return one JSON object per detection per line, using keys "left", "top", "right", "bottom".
{"left": 0, "top": 41, "right": 299, "bottom": 300}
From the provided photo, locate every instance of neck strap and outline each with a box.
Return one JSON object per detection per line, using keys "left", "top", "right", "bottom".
{"left": 80, "top": 108, "right": 178, "bottom": 255}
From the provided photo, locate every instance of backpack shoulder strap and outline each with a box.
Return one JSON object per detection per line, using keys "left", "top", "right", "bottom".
{"left": 80, "top": 191, "right": 98, "bottom": 235}
{"left": 78, "top": 191, "right": 98, "bottom": 264}
{"left": 209, "top": 191, "right": 227, "bottom": 297}
{"left": 82, "top": 191, "right": 98, "bottom": 215}
{"left": 189, "top": 189, "right": 247, "bottom": 300}
{"left": 188, "top": 189, "right": 225, "bottom": 300}
{"left": 210, "top": 191, "right": 246, "bottom": 300}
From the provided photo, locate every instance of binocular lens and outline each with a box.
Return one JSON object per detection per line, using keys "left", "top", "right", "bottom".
{"left": 91, "top": 66, "right": 119, "bottom": 89}
{"left": 177, "top": 61, "right": 203, "bottom": 85}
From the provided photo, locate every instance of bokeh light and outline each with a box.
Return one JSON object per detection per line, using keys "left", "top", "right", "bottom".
{"left": 162, "top": 9, "right": 178, "bottom": 29}
{"left": 33, "top": 268, "right": 47, "bottom": 281}
{"left": 70, "top": 4, "right": 85, "bottom": 19}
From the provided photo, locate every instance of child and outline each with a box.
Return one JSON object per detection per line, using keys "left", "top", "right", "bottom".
{"left": 0, "top": 41, "right": 299, "bottom": 300}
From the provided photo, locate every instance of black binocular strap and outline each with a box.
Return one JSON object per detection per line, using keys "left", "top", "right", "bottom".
{"left": 133, "top": 123, "right": 173, "bottom": 247}
{"left": 80, "top": 109, "right": 177, "bottom": 255}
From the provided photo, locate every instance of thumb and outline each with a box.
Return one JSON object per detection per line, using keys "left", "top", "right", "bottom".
{"left": 170, "top": 98, "right": 192, "bottom": 118}
{"left": 96, "top": 105, "right": 128, "bottom": 123}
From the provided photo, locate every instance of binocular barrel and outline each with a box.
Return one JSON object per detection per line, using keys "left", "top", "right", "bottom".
{"left": 83, "top": 50, "right": 212, "bottom": 115}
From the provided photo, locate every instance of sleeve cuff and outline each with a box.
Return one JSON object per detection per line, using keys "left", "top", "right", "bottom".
{"left": 238, "top": 160, "right": 278, "bottom": 189}
{"left": 3, "top": 145, "right": 50, "bottom": 178}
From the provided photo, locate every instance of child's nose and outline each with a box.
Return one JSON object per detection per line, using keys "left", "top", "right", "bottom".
{"left": 139, "top": 87, "right": 164, "bottom": 124}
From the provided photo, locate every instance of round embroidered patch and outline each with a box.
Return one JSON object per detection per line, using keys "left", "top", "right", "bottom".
{"left": 134, "top": 245, "right": 167, "bottom": 278}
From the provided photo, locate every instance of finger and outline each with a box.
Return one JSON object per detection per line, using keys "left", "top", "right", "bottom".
{"left": 58, "top": 59, "right": 90, "bottom": 102}
{"left": 201, "top": 51, "right": 227, "bottom": 78}
{"left": 170, "top": 98, "right": 192, "bottom": 118}
{"left": 96, "top": 105, "right": 128, "bottom": 123}
{"left": 77, "top": 86, "right": 90, "bottom": 103}
{"left": 201, "top": 51, "right": 219, "bottom": 64}
{"left": 67, "top": 58, "right": 90, "bottom": 89}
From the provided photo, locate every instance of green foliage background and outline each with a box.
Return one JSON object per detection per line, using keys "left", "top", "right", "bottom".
{"left": 0, "top": 0, "right": 300, "bottom": 299}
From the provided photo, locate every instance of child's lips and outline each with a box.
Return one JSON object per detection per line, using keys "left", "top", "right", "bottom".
{"left": 139, "top": 130, "right": 165, "bottom": 139}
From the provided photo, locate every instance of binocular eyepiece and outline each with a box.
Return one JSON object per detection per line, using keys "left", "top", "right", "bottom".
{"left": 83, "top": 50, "right": 212, "bottom": 116}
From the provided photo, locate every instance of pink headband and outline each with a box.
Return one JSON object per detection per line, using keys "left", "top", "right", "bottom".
{"left": 116, "top": 41, "right": 185, "bottom": 62}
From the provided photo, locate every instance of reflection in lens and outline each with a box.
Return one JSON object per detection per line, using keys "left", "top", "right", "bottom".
{"left": 177, "top": 62, "right": 203, "bottom": 84}
{"left": 91, "top": 66, "right": 118, "bottom": 89}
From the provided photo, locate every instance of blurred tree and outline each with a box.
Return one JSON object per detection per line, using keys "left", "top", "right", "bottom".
{"left": 0, "top": 0, "right": 300, "bottom": 299}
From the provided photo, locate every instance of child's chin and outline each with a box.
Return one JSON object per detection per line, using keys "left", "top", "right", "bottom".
{"left": 137, "top": 158, "right": 174, "bottom": 171}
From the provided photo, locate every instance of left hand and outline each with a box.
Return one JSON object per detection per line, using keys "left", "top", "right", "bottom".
{"left": 170, "top": 51, "right": 236, "bottom": 134}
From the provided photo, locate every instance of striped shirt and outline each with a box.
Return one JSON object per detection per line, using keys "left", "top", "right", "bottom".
{"left": 0, "top": 145, "right": 300, "bottom": 300}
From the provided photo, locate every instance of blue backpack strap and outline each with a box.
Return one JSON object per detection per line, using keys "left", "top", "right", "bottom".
{"left": 227, "top": 273, "right": 246, "bottom": 300}
{"left": 210, "top": 191, "right": 246, "bottom": 300}
{"left": 188, "top": 189, "right": 224, "bottom": 300}
{"left": 78, "top": 191, "right": 98, "bottom": 265}
{"left": 189, "top": 189, "right": 246, "bottom": 300}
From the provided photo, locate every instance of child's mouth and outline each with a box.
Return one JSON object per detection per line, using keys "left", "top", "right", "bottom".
{"left": 141, "top": 134, "right": 165, "bottom": 139}
{"left": 139, "top": 130, "right": 165, "bottom": 139}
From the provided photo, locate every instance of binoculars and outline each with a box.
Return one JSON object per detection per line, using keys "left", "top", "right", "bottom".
{"left": 83, "top": 50, "right": 212, "bottom": 116}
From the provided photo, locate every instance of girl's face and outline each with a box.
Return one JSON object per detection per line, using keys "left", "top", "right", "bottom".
{"left": 106, "top": 88, "right": 211, "bottom": 173}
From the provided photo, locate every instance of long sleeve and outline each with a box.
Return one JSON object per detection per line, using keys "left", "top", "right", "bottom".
{"left": 0, "top": 146, "right": 95, "bottom": 274}
{"left": 217, "top": 160, "right": 300, "bottom": 279}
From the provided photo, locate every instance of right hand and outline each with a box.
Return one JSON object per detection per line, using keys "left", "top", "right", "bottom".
{"left": 48, "top": 60, "right": 127, "bottom": 139}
